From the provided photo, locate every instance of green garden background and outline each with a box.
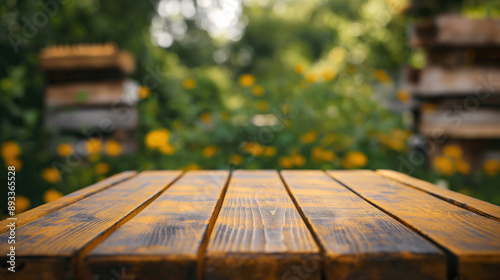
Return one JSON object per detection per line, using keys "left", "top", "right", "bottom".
{"left": 2, "top": 0, "right": 500, "bottom": 215}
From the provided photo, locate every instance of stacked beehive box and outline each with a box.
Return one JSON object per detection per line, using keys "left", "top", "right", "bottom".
{"left": 408, "top": 15, "right": 500, "bottom": 170}
{"left": 39, "top": 43, "right": 139, "bottom": 156}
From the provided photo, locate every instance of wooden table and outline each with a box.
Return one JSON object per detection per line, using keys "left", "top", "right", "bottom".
{"left": 1, "top": 170, "right": 499, "bottom": 280}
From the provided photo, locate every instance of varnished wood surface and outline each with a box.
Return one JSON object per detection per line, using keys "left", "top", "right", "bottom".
{"left": 1, "top": 169, "right": 500, "bottom": 280}
{"left": 281, "top": 170, "right": 445, "bottom": 280}
{"left": 328, "top": 170, "right": 500, "bottom": 280}
{"left": 85, "top": 170, "right": 229, "bottom": 280}
{"left": 205, "top": 170, "right": 320, "bottom": 280}
{"left": 377, "top": 169, "right": 500, "bottom": 222}
{"left": 0, "top": 171, "right": 136, "bottom": 235}
{"left": 0, "top": 171, "right": 182, "bottom": 280}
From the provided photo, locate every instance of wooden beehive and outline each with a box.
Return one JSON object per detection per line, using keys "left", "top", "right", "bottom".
{"left": 39, "top": 43, "right": 138, "bottom": 156}
{"left": 407, "top": 14, "right": 500, "bottom": 170}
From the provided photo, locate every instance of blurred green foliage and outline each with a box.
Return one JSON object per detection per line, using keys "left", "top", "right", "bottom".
{"left": 1, "top": 0, "right": 500, "bottom": 214}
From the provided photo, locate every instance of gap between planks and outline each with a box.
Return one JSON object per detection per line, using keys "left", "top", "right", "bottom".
{"left": 0, "top": 171, "right": 137, "bottom": 235}
{"left": 196, "top": 171, "right": 232, "bottom": 280}
{"left": 376, "top": 169, "right": 500, "bottom": 222}
{"left": 324, "top": 170, "right": 459, "bottom": 280}
{"left": 74, "top": 171, "right": 185, "bottom": 279}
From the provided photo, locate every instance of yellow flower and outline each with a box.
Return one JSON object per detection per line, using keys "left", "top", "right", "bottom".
{"left": 5, "top": 158, "right": 22, "bottom": 171}
{"left": 95, "top": 162, "right": 110, "bottom": 174}
{"left": 433, "top": 156, "right": 454, "bottom": 176}
{"left": 300, "top": 131, "right": 317, "bottom": 144}
{"left": 239, "top": 74, "right": 255, "bottom": 87}
{"left": 329, "top": 47, "right": 345, "bottom": 64}
{"left": 322, "top": 68, "right": 336, "bottom": 81}
{"left": 252, "top": 85, "right": 264, "bottom": 97}
{"left": 184, "top": 163, "right": 202, "bottom": 170}
{"left": 291, "top": 154, "right": 306, "bottom": 167}
{"left": 43, "top": 188, "right": 63, "bottom": 203}
{"left": 230, "top": 154, "right": 243, "bottom": 165}
{"left": 294, "top": 63, "right": 305, "bottom": 73}
{"left": 159, "top": 143, "right": 175, "bottom": 155}
{"left": 200, "top": 112, "right": 212, "bottom": 123}
{"left": 305, "top": 72, "right": 318, "bottom": 83}
{"left": 57, "top": 143, "right": 73, "bottom": 157}
{"left": 203, "top": 146, "right": 218, "bottom": 158}
{"left": 455, "top": 159, "right": 471, "bottom": 175}
{"left": 263, "top": 146, "right": 277, "bottom": 157}
{"left": 243, "top": 142, "right": 263, "bottom": 157}
{"left": 85, "top": 138, "right": 102, "bottom": 155}
{"left": 342, "top": 151, "right": 368, "bottom": 169}
{"left": 145, "top": 128, "right": 170, "bottom": 149}
{"left": 279, "top": 157, "right": 293, "bottom": 168}
{"left": 443, "top": 145, "right": 462, "bottom": 159}
{"left": 42, "top": 167, "right": 61, "bottom": 183}
{"left": 256, "top": 100, "right": 270, "bottom": 111}
{"left": 1, "top": 141, "right": 21, "bottom": 160}
{"left": 375, "top": 69, "right": 391, "bottom": 83}
{"left": 138, "top": 86, "right": 150, "bottom": 98}
{"left": 397, "top": 89, "right": 410, "bottom": 103}
{"left": 15, "top": 195, "right": 30, "bottom": 213}
{"left": 105, "top": 140, "right": 122, "bottom": 156}
{"left": 183, "top": 78, "right": 197, "bottom": 90}
{"left": 484, "top": 159, "right": 500, "bottom": 176}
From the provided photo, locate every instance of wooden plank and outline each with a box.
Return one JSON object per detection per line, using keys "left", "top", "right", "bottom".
{"left": 410, "top": 66, "right": 500, "bottom": 97}
{"left": 328, "top": 170, "right": 500, "bottom": 280}
{"left": 410, "top": 15, "right": 500, "bottom": 47}
{"left": 205, "top": 170, "right": 320, "bottom": 280}
{"left": 45, "top": 107, "right": 138, "bottom": 132}
{"left": 377, "top": 170, "right": 500, "bottom": 222}
{"left": 85, "top": 170, "right": 230, "bottom": 280}
{"left": 418, "top": 107, "right": 500, "bottom": 138}
{"left": 281, "top": 170, "right": 446, "bottom": 280}
{"left": 0, "top": 171, "right": 136, "bottom": 235}
{"left": 45, "top": 80, "right": 138, "bottom": 108}
{"left": 0, "top": 171, "right": 182, "bottom": 280}
{"left": 39, "top": 44, "right": 135, "bottom": 73}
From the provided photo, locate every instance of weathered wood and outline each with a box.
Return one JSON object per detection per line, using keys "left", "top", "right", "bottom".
{"left": 410, "top": 66, "right": 500, "bottom": 97}
{"left": 205, "top": 170, "right": 320, "bottom": 280}
{"left": 39, "top": 44, "right": 135, "bottom": 73}
{"left": 45, "top": 80, "right": 138, "bottom": 108}
{"left": 45, "top": 107, "right": 138, "bottom": 132}
{"left": 85, "top": 170, "right": 230, "bottom": 280}
{"left": 281, "top": 170, "right": 446, "bottom": 280}
{"left": 0, "top": 171, "right": 136, "bottom": 235}
{"left": 410, "top": 15, "right": 500, "bottom": 47}
{"left": 0, "top": 171, "right": 182, "bottom": 280}
{"left": 377, "top": 170, "right": 500, "bottom": 222}
{"left": 328, "top": 170, "right": 500, "bottom": 280}
{"left": 418, "top": 107, "right": 500, "bottom": 138}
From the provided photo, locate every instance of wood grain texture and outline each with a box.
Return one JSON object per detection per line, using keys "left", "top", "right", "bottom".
{"left": 0, "top": 171, "right": 136, "bottom": 235}
{"left": 0, "top": 171, "right": 182, "bottom": 280}
{"left": 205, "top": 170, "right": 320, "bottom": 280}
{"left": 85, "top": 170, "right": 230, "bottom": 280}
{"left": 281, "top": 170, "right": 445, "bottom": 280}
{"left": 377, "top": 170, "right": 500, "bottom": 222}
{"left": 328, "top": 170, "right": 500, "bottom": 280}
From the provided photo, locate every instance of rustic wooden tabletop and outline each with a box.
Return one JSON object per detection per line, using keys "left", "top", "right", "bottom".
{"left": 1, "top": 170, "right": 499, "bottom": 280}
